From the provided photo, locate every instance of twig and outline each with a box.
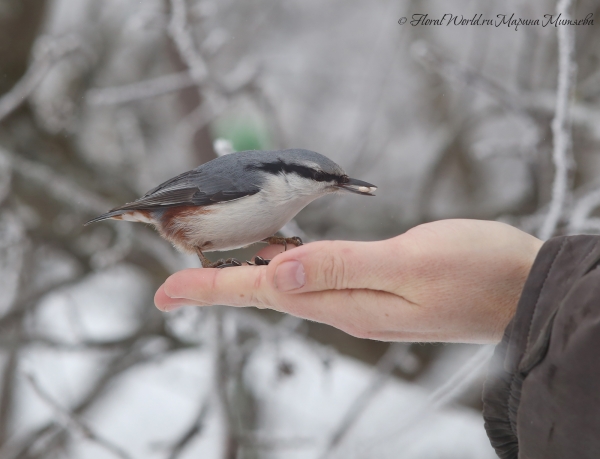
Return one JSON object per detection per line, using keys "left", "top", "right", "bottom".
{"left": 174, "top": 95, "right": 225, "bottom": 148}
{"left": 418, "top": 346, "right": 493, "bottom": 411}
{"left": 25, "top": 373, "right": 133, "bottom": 459}
{"left": 115, "top": 107, "right": 152, "bottom": 193}
{"left": 0, "top": 36, "right": 82, "bottom": 123}
{"left": 365, "top": 345, "right": 494, "bottom": 452}
{"left": 411, "top": 40, "right": 541, "bottom": 138}
{"left": 413, "top": 41, "right": 513, "bottom": 114}
{"left": 0, "top": 328, "right": 20, "bottom": 445}
{"left": 86, "top": 71, "right": 195, "bottom": 106}
{"left": 167, "top": 400, "right": 210, "bottom": 459}
{"left": 8, "top": 336, "right": 181, "bottom": 459}
{"left": 236, "top": 431, "right": 314, "bottom": 449}
{"left": 0, "top": 148, "right": 185, "bottom": 273}
{"left": 213, "top": 310, "right": 238, "bottom": 459}
{"left": 568, "top": 186, "right": 600, "bottom": 234}
{"left": 318, "top": 344, "right": 414, "bottom": 459}
{"left": 168, "top": 0, "right": 208, "bottom": 85}
{"left": 538, "top": 0, "right": 577, "bottom": 240}
{"left": 0, "top": 148, "right": 112, "bottom": 214}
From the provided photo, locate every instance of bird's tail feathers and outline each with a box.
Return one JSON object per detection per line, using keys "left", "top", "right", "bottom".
{"left": 84, "top": 210, "right": 127, "bottom": 226}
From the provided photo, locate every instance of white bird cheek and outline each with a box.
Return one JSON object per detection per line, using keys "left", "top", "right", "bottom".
{"left": 265, "top": 173, "right": 329, "bottom": 202}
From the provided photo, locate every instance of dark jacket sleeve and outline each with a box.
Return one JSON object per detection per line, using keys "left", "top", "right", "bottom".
{"left": 482, "top": 235, "right": 600, "bottom": 459}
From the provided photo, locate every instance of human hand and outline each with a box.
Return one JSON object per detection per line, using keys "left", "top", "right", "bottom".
{"left": 154, "top": 219, "right": 543, "bottom": 343}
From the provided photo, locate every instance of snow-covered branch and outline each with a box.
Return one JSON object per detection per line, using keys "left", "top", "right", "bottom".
{"left": 538, "top": 0, "right": 577, "bottom": 240}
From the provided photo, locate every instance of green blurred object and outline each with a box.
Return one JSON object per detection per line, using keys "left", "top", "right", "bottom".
{"left": 213, "top": 116, "right": 271, "bottom": 152}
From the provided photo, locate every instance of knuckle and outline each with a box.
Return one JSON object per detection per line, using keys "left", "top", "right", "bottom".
{"left": 320, "top": 252, "right": 347, "bottom": 290}
{"left": 249, "top": 269, "right": 269, "bottom": 309}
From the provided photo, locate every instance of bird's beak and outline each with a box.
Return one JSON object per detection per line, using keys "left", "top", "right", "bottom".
{"left": 337, "top": 177, "right": 377, "bottom": 196}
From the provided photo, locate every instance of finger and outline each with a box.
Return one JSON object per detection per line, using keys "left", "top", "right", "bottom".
{"left": 266, "top": 240, "right": 406, "bottom": 294}
{"left": 162, "top": 267, "right": 427, "bottom": 339}
{"left": 162, "top": 240, "right": 404, "bottom": 305}
{"left": 154, "top": 283, "right": 210, "bottom": 311}
{"left": 161, "top": 243, "right": 303, "bottom": 307}
{"left": 162, "top": 266, "right": 276, "bottom": 308}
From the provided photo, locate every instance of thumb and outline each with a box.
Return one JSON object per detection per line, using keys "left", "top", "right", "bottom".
{"left": 268, "top": 240, "right": 400, "bottom": 293}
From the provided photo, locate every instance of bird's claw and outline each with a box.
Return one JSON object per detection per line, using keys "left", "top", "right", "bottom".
{"left": 288, "top": 236, "right": 303, "bottom": 247}
{"left": 247, "top": 255, "right": 270, "bottom": 266}
{"left": 214, "top": 258, "right": 242, "bottom": 269}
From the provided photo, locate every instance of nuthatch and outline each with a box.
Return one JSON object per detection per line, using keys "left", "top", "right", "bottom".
{"left": 85, "top": 149, "right": 377, "bottom": 268}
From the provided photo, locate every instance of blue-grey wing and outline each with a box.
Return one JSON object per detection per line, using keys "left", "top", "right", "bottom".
{"left": 112, "top": 168, "right": 259, "bottom": 212}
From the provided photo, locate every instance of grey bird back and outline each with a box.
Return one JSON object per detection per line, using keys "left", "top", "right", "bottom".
{"left": 85, "top": 149, "right": 343, "bottom": 224}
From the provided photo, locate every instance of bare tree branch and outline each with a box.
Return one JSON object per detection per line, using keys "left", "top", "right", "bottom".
{"left": 167, "top": 0, "right": 208, "bottom": 85}
{"left": 538, "top": 0, "right": 577, "bottom": 240}
{"left": 86, "top": 71, "right": 195, "bottom": 106}
{"left": 319, "top": 344, "right": 416, "bottom": 459}
{"left": 0, "top": 147, "right": 185, "bottom": 273}
{"left": 25, "top": 374, "right": 133, "bottom": 459}
{"left": 0, "top": 36, "right": 83, "bottom": 123}
{"left": 166, "top": 400, "right": 209, "bottom": 459}
{"left": 362, "top": 345, "right": 494, "bottom": 453}
{"left": 213, "top": 310, "right": 238, "bottom": 459}
{"left": 568, "top": 186, "right": 600, "bottom": 234}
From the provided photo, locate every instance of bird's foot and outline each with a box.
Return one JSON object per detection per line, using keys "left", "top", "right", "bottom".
{"left": 261, "top": 236, "right": 303, "bottom": 251}
{"left": 246, "top": 256, "right": 270, "bottom": 266}
{"left": 196, "top": 248, "right": 242, "bottom": 268}
{"left": 214, "top": 258, "right": 243, "bottom": 269}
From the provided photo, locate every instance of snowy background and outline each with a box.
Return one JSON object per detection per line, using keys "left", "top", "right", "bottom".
{"left": 0, "top": 0, "right": 598, "bottom": 457}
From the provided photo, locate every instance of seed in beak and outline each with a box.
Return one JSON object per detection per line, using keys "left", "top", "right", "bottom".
{"left": 358, "top": 186, "right": 375, "bottom": 193}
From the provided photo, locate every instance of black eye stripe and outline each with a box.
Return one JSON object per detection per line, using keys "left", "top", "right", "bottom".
{"left": 246, "top": 160, "right": 341, "bottom": 182}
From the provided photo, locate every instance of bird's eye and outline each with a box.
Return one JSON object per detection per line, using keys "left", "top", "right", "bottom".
{"left": 314, "top": 171, "right": 326, "bottom": 181}
{"left": 340, "top": 175, "right": 350, "bottom": 184}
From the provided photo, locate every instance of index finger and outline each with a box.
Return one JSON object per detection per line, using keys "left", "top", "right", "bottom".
{"left": 157, "top": 239, "right": 406, "bottom": 310}
{"left": 158, "top": 265, "right": 276, "bottom": 309}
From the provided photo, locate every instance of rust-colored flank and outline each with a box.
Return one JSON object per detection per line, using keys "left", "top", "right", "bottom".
{"left": 159, "top": 205, "right": 212, "bottom": 252}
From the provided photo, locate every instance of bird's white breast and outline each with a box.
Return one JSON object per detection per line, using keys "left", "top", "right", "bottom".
{"left": 167, "top": 173, "right": 329, "bottom": 252}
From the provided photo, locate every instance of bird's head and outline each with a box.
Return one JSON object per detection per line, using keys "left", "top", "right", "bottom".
{"left": 247, "top": 149, "right": 377, "bottom": 199}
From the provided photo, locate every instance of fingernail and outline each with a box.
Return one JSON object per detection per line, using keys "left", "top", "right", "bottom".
{"left": 163, "top": 304, "right": 184, "bottom": 312}
{"left": 275, "top": 260, "right": 305, "bottom": 291}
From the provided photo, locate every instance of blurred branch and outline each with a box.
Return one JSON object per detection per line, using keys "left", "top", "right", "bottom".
{"left": 523, "top": 93, "right": 600, "bottom": 142}
{"left": 8, "top": 336, "right": 178, "bottom": 459}
{"left": 568, "top": 186, "right": 600, "bottom": 234}
{"left": 411, "top": 40, "right": 541, "bottom": 135}
{"left": 236, "top": 431, "right": 314, "bottom": 449}
{"left": 0, "top": 148, "right": 112, "bottom": 214}
{"left": 538, "top": 0, "right": 577, "bottom": 240}
{"left": 167, "top": 0, "right": 208, "bottom": 85}
{"left": 0, "top": 148, "right": 185, "bottom": 273}
{"left": 25, "top": 374, "right": 133, "bottom": 459}
{"left": 0, "top": 35, "right": 83, "bottom": 123}
{"left": 86, "top": 71, "right": 195, "bottom": 106}
{"left": 213, "top": 310, "right": 238, "bottom": 459}
{"left": 0, "top": 327, "right": 20, "bottom": 445}
{"left": 411, "top": 41, "right": 519, "bottom": 115}
{"left": 165, "top": 0, "right": 217, "bottom": 164}
{"left": 417, "top": 345, "right": 493, "bottom": 412}
{"left": 364, "top": 345, "right": 494, "bottom": 452}
{"left": 319, "top": 344, "right": 416, "bottom": 459}
{"left": 166, "top": 400, "right": 209, "bottom": 459}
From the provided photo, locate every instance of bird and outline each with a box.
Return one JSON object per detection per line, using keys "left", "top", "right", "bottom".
{"left": 85, "top": 149, "right": 377, "bottom": 268}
